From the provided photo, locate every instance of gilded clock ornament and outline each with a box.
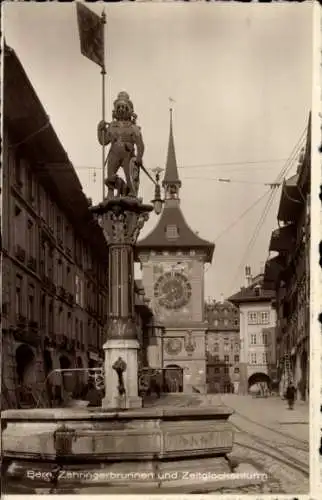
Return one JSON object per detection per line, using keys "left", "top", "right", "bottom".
{"left": 154, "top": 271, "right": 192, "bottom": 310}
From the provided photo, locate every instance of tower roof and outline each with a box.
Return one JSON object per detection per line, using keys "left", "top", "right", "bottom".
{"left": 136, "top": 108, "right": 214, "bottom": 263}
{"left": 135, "top": 204, "right": 215, "bottom": 262}
{"left": 162, "top": 108, "right": 181, "bottom": 188}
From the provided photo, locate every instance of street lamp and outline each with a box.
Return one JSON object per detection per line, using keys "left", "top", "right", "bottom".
{"left": 151, "top": 167, "right": 164, "bottom": 215}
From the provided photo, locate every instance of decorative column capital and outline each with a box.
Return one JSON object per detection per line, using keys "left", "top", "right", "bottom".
{"left": 91, "top": 198, "right": 153, "bottom": 246}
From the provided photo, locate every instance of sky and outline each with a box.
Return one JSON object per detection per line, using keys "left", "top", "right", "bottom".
{"left": 3, "top": 2, "right": 313, "bottom": 300}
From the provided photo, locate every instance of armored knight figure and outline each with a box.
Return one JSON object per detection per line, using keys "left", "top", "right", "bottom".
{"left": 98, "top": 91, "right": 144, "bottom": 199}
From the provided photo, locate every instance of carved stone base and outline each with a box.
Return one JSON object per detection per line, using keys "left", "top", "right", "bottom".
{"left": 1, "top": 405, "right": 239, "bottom": 494}
{"left": 102, "top": 338, "right": 142, "bottom": 409}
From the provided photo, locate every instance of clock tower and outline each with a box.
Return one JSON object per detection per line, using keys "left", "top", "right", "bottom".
{"left": 136, "top": 110, "right": 214, "bottom": 393}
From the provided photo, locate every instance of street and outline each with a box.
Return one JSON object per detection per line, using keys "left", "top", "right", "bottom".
{"left": 220, "top": 394, "right": 309, "bottom": 494}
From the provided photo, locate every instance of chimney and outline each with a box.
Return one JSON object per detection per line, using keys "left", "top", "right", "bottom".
{"left": 245, "top": 266, "right": 252, "bottom": 287}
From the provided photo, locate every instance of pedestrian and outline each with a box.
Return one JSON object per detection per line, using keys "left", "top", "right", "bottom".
{"left": 285, "top": 382, "right": 296, "bottom": 410}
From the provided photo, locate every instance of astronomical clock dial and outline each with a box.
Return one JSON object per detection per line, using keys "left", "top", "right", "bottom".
{"left": 154, "top": 271, "right": 192, "bottom": 310}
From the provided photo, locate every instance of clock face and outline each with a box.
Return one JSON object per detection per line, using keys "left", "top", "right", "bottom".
{"left": 154, "top": 271, "right": 192, "bottom": 310}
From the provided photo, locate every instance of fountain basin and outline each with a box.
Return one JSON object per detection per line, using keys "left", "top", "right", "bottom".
{"left": 2, "top": 404, "right": 238, "bottom": 492}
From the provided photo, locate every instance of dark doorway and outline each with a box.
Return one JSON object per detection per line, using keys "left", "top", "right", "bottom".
{"left": 164, "top": 365, "right": 183, "bottom": 393}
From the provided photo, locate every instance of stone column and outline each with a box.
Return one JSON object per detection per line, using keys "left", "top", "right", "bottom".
{"left": 93, "top": 199, "right": 152, "bottom": 409}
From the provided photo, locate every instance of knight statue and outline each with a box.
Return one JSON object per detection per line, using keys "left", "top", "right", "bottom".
{"left": 97, "top": 91, "right": 144, "bottom": 199}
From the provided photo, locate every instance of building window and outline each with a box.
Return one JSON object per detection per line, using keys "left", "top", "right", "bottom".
{"left": 235, "top": 342, "right": 239, "bottom": 350}
{"left": 262, "top": 332, "right": 268, "bottom": 345}
{"left": 14, "top": 205, "right": 23, "bottom": 248}
{"left": 75, "top": 318, "right": 79, "bottom": 341}
{"left": 15, "top": 275, "right": 23, "bottom": 316}
{"left": 214, "top": 319, "right": 219, "bottom": 326}
{"left": 234, "top": 319, "right": 238, "bottom": 326}
{"left": 214, "top": 355, "right": 219, "bottom": 362}
{"left": 214, "top": 367, "right": 220, "bottom": 374}
{"left": 214, "top": 342, "right": 219, "bottom": 352}
{"left": 80, "top": 320, "right": 83, "bottom": 345}
{"left": 27, "top": 168, "right": 34, "bottom": 202}
{"left": 40, "top": 294, "right": 46, "bottom": 329}
{"left": 234, "top": 355, "right": 239, "bottom": 362}
{"left": 262, "top": 352, "right": 268, "bottom": 364}
{"left": 57, "top": 258, "right": 63, "bottom": 287}
{"left": 14, "top": 151, "right": 23, "bottom": 186}
{"left": 58, "top": 306, "right": 63, "bottom": 335}
{"left": 224, "top": 343, "right": 229, "bottom": 352}
{"left": 49, "top": 300, "right": 54, "bottom": 334}
{"left": 234, "top": 367, "right": 240, "bottom": 374}
{"left": 57, "top": 215, "right": 62, "bottom": 242}
{"left": 27, "top": 220, "right": 35, "bottom": 258}
{"left": 166, "top": 224, "right": 179, "bottom": 240}
{"left": 224, "top": 319, "right": 228, "bottom": 326}
{"left": 47, "top": 247, "right": 54, "bottom": 280}
{"left": 75, "top": 275, "right": 83, "bottom": 307}
{"left": 66, "top": 266, "right": 71, "bottom": 292}
{"left": 248, "top": 312, "right": 258, "bottom": 325}
{"left": 67, "top": 312, "right": 72, "bottom": 338}
{"left": 27, "top": 284, "right": 35, "bottom": 321}
{"left": 260, "top": 312, "right": 270, "bottom": 325}
{"left": 250, "top": 353, "right": 257, "bottom": 364}
{"left": 224, "top": 366, "right": 229, "bottom": 374}
{"left": 224, "top": 355, "right": 229, "bottom": 363}
{"left": 250, "top": 334, "right": 257, "bottom": 345}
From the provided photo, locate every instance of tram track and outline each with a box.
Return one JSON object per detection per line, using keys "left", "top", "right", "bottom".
{"left": 218, "top": 396, "right": 309, "bottom": 449}
{"left": 232, "top": 440, "right": 309, "bottom": 478}
{"left": 232, "top": 423, "right": 309, "bottom": 473}
{"left": 230, "top": 407, "right": 308, "bottom": 449}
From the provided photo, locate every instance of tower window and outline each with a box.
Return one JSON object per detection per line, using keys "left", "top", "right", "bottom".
{"left": 166, "top": 224, "right": 179, "bottom": 240}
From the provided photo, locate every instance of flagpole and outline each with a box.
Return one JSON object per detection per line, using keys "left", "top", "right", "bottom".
{"left": 101, "top": 9, "right": 107, "bottom": 202}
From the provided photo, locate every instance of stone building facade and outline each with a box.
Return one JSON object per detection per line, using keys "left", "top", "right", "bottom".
{"left": 2, "top": 46, "right": 152, "bottom": 409}
{"left": 136, "top": 111, "right": 214, "bottom": 394}
{"left": 205, "top": 300, "right": 240, "bottom": 394}
{"left": 263, "top": 116, "right": 310, "bottom": 401}
{"left": 229, "top": 270, "right": 277, "bottom": 395}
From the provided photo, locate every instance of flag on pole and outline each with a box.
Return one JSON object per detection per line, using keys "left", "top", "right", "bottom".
{"left": 76, "top": 2, "right": 105, "bottom": 68}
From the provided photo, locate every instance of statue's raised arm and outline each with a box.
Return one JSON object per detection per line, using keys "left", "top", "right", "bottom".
{"left": 98, "top": 91, "right": 145, "bottom": 199}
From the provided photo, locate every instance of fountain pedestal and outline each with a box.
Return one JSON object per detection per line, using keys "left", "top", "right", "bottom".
{"left": 92, "top": 197, "right": 153, "bottom": 409}
{"left": 102, "top": 338, "right": 142, "bottom": 409}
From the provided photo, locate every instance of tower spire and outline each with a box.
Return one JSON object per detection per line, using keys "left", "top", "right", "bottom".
{"left": 162, "top": 105, "right": 181, "bottom": 200}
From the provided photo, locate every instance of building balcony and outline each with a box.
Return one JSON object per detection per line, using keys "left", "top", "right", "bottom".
{"left": 12, "top": 324, "right": 41, "bottom": 347}
{"left": 264, "top": 255, "right": 286, "bottom": 284}
{"left": 269, "top": 224, "right": 296, "bottom": 253}
{"left": 28, "top": 319, "right": 39, "bottom": 329}
{"left": 67, "top": 292, "right": 75, "bottom": 306}
{"left": 15, "top": 245, "right": 26, "bottom": 263}
{"left": 16, "top": 314, "right": 27, "bottom": 327}
{"left": 27, "top": 256, "right": 37, "bottom": 273}
{"left": 58, "top": 286, "right": 66, "bottom": 299}
{"left": 277, "top": 174, "right": 302, "bottom": 223}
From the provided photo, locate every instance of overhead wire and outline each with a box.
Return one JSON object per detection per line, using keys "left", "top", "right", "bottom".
{"left": 204, "top": 189, "right": 272, "bottom": 275}
{"left": 225, "top": 126, "right": 308, "bottom": 296}
{"left": 71, "top": 157, "right": 288, "bottom": 173}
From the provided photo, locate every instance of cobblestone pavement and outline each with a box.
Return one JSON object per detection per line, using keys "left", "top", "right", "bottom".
{"left": 219, "top": 394, "right": 309, "bottom": 494}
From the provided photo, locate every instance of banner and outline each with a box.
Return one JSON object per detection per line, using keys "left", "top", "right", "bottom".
{"left": 76, "top": 2, "right": 105, "bottom": 68}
